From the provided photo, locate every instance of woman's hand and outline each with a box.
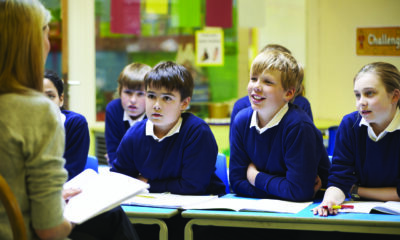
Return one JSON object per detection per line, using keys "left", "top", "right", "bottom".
{"left": 62, "top": 188, "right": 82, "bottom": 203}
{"left": 313, "top": 186, "right": 345, "bottom": 217}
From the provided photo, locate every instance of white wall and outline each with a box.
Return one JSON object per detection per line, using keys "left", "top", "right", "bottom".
{"left": 306, "top": 0, "right": 400, "bottom": 122}
{"left": 258, "top": 0, "right": 306, "bottom": 66}
{"left": 67, "top": 0, "right": 96, "bottom": 125}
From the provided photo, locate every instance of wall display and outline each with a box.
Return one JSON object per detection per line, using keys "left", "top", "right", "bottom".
{"left": 357, "top": 27, "right": 400, "bottom": 56}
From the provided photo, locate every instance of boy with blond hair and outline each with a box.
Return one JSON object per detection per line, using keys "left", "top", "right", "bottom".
{"left": 105, "top": 62, "right": 151, "bottom": 166}
{"left": 229, "top": 50, "right": 330, "bottom": 201}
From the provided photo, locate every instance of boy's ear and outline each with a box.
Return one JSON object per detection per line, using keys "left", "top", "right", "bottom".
{"left": 180, "top": 97, "right": 191, "bottom": 111}
{"left": 283, "top": 88, "right": 295, "bottom": 102}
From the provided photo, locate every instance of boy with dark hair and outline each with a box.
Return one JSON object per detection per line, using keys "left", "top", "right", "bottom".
{"left": 111, "top": 61, "right": 225, "bottom": 196}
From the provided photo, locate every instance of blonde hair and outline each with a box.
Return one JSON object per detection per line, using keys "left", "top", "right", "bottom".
{"left": 250, "top": 50, "right": 303, "bottom": 100}
{"left": 354, "top": 62, "right": 400, "bottom": 108}
{"left": 0, "top": 0, "right": 50, "bottom": 94}
{"left": 260, "top": 44, "right": 305, "bottom": 97}
{"left": 117, "top": 62, "right": 152, "bottom": 95}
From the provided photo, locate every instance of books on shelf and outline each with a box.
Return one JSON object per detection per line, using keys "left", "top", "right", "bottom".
{"left": 63, "top": 169, "right": 149, "bottom": 224}
{"left": 123, "top": 193, "right": 312, "bottom": 214}
{"left": 183, "top": 197, "right": 312, "bottom": 214}
{"left": 338, "top": 201, "right": 400, "bottom": 215}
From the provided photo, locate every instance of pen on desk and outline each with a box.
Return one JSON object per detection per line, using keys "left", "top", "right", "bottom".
{"left": 136, "top": 194, "right": 156, "bottom": 198}
{"left": 322, "top": 205, "right": 354, "bottom": 209}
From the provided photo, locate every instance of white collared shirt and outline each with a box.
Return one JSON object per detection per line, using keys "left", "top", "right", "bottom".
{"left": 145, "top": 117, "right": 183, "bottom": 142}
{"left": 359, "top": 108, "right": 400, "bottom": 142}
{"left": 59, "top": 111, "right": 66, "bottom": 126}
{"left": 250, "top": 103, "right": 289, "bottom": 134}
{"left": 123, "top": 111, "right": 145, "bottom": 127}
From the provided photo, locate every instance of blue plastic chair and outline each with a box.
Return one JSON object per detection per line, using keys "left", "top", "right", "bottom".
{"left": 326, "top": 126, "right": 339, "bottom": 156}
{"left": 85, "top": 155, "right": 99, "bottom": 173}
{"left": 215, "top": 153, "right": 230, "bottom": 194}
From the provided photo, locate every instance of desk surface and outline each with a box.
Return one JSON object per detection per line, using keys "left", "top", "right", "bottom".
{"left": 182, "top": 202, "right": 400, "bottom": 236}
{"left": 122, "top": 205, "right": 179, "bottom": 219}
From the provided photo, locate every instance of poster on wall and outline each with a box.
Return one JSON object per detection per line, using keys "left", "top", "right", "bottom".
{"left": 356, "top": 27, "right": 400, "bottom": 56}
{"left": 195, "top": 28, "right": 224, "bottom": 66}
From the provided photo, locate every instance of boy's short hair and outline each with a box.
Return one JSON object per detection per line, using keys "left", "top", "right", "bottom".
{"left": 250, "top": 50, "right": 303, "bottom": 98}
{"left": 117, "top": 63, "right": 151, "bottom": 95}
{"left": 144, "top": 61, "right": 194, "bottom": 101}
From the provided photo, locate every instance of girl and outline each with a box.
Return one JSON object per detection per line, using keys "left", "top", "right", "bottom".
{"left": 314, "top": 62, "right": 400, "bottom": 216}
{"left": 44, "top": 69, "right": 90, "bottom": 180}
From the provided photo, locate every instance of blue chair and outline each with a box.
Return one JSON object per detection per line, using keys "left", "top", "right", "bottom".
{"left": 326, "top": 126, "right": 339, "bottom": 156}
{"left": 85, "top": 155, "right": 99, "bottom": 173}
{"left": 215, "top": 153, "right": 230, "bottom": 194}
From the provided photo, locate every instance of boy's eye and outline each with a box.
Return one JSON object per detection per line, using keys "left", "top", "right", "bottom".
{"left": 263, "top": 79, "right": 273, "bottom": 85}
{"left": 250, "top": 77, "right": 257, "bottom": 82}
{"left": 147, "top": 94, "right": 156, "bottom": 99}
{"left": 136, "top": 91, "right": 145, "bottom": 97}
{"left": 354, "top": 93, "right": 360, "bottom": 99}
{"left": 123, "top": 90, "right": 134, "bottom": 95}
{"left": 163, "top": 96, "right": 172, "bottom": 102}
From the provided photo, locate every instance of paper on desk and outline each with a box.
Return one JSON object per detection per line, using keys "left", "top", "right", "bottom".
{"left": 183, "top": 198, "right": 312, "bottom": 214}
{"left": 123, "top": 193, "right": 218, "bottom": 209}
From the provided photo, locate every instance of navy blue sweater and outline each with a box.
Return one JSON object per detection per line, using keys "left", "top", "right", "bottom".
{"left": 111, "top": 112, "right": 226, "bottom": 196}
{"left": 230, "top": 96, "right": 313, "bottom": 141}
{"left": 63, "top": 110, "right": 90, "bottom": 180}
{"left": 328, "top": 111, "right": 400, "bottom": 198}
{"left": 105, "top": 99, "right": 130, "bottom": 166}
{"left": 230, "top": 104, "right": 330, "bottom": 201}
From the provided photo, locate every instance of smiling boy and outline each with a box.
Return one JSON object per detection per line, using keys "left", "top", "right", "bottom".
{"left": 229, "top": 50, "right": 331, "bottom": 201}
{"left": 111, "top": 61, "right": 226, "bottom": 196}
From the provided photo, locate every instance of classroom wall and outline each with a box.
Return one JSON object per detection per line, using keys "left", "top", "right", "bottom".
{"left": 68, "top": 0, "right": 400, "bottom": 127}
{"left": 306, "top": 0, "right": 400, "bottom": 123}
{"left": 257, "top": 0, "right": 400, "bottom": 124}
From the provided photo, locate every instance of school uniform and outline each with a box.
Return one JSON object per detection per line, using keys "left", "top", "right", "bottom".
{"left": 231, "top": 95, "right": 313, "bottom": 123}
{"left": 105, "top": 98, "right": 145, "bottom": 166}
{"left": 229, "top": 103, "right": 330, "bottom": 201}
{"left": 328, "top": 110, "right": 400, "bottom": 197}
{"left": 62, "top": 110, "right": 90, "bottom": 180}
{"left": 111, "top": 112, "right": 226, "bottom": 196}
{"left": 230, "top": 96, "right": 314, "bottom": 142}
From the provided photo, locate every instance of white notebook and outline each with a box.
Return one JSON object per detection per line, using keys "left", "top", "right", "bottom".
{"left": 63, "top": 169, "right": 149, "bottom": 224}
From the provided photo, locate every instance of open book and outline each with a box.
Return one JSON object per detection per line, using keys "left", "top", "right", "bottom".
{"left": 123, "top": 193, "right": 218, "bottom": 209}
{"left": 63, "top": 169, "right": 149, "bottom": 224}
{"left": 338, "top": 201, "right": 400, "bottom": 215}
{"left": 183, "top": 197, "right": 312, "bottom": 214}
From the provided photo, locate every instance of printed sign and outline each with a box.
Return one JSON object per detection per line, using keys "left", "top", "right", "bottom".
{"left": 195, "top": 29, "right": 224, "bottom": 66}
{"left": 356, "top": 27, "right": 400, "bottom": 56}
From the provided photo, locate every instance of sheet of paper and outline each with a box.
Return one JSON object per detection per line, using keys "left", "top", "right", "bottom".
{"left": 124, "top": 193, "right": 217, "bottom": 209}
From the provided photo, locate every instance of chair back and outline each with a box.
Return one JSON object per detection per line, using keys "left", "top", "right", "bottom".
{"left": 85, "top": 155, "right": 99, "bottom": 173}
{"left": 327, "top": 126, "right": 339, "bottom": 156}
{"left": 0, "top": 174, "right": 27, "bottom": 240}
{"left": 215, "top": 153, "right": 230, "bottom": 194}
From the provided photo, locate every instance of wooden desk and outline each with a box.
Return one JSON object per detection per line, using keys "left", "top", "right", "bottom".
{"left": 182, "top": 202, "right": 400, "bottom": 240}
{"left": 122, "top": 205, "right": 179, "bottom": 240}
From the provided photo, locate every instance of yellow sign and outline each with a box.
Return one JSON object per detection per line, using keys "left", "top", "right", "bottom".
{"left": 356, "top": 27, "right": 400, "bottom": 56}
